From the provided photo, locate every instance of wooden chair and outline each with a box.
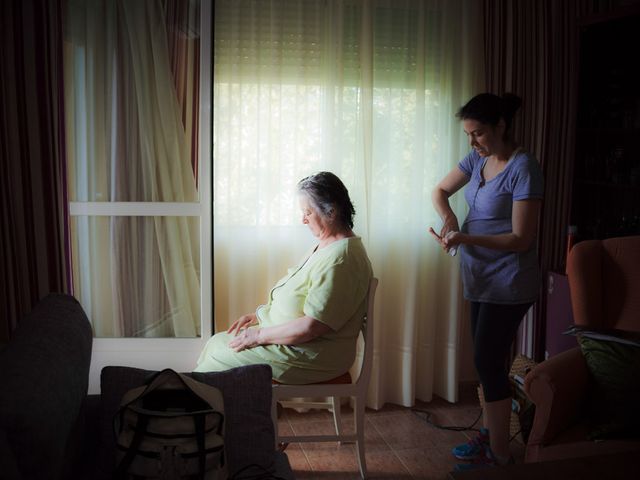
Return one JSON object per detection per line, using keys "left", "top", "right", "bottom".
{"left": 271, "top": 277, "right": 378, "bottom": 479}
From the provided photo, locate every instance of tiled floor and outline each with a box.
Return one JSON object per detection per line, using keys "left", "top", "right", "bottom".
{"left": 278, "top": 382, "right": 526, "bottom": 479}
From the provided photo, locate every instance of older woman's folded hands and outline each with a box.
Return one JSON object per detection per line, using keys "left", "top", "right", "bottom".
{"left": 228, "top": 326, "right": 261, "bottom": 352}
{"left": 226, "top": 313, "right": 260, "bottom": 352}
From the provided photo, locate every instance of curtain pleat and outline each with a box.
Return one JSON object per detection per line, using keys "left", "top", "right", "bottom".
{"left": 0, "top": 0, "right": 69, "bottom": 343}
{"left": 482, "top": 0, "right": 616, "bottom": 360}
{"left": 165, "top": 0, "right": 201, "bottom": 184}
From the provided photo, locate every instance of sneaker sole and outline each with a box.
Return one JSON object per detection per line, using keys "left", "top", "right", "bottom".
{"left": 452, "top": 452, "right": 483, "bottom": 461}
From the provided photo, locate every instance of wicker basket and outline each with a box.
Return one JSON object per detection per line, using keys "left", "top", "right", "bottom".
{"left": 477, "top": 354, "right": 537, "bottom": 444}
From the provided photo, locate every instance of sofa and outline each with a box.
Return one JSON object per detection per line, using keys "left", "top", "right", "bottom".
{"left": 524, "top": 236, "right": 640, "bottom": 463}
{"left": 0, "top": 293, "right": 295, "bottom": 480}
{"left": 0, "top": 294, "right": 92, "bottom": 480}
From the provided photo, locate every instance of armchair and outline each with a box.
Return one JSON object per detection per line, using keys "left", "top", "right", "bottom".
{"left": 524, "top": 235, "right": 640, "bottom": 463}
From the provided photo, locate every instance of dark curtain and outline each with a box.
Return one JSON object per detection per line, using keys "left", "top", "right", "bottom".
{"left": 0, "top": 0, "right": 69, "bottom": 343}
{"left": 165, "top": 0, "right": 201, "bottom": 184}
{"left": 481, "top": 0, "right": 617, "bottom": 360}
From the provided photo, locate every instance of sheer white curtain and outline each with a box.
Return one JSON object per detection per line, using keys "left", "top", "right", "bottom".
{"left": 64, "top": 0, "right": 201, "bottom": 337}
{"left": 214, "top": 0, "right": 483, "bottom": 407}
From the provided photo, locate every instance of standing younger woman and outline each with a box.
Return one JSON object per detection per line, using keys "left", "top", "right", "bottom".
{"left": 430, "top": 93, "right": 544, "bottom": 469}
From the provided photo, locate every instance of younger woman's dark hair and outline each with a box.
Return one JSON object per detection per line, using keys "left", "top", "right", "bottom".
{"left": 456, "top": 93, "right": 522, "bottom": 135}
{"left": 297, "top": 171, "right": 355, "bottom": 230}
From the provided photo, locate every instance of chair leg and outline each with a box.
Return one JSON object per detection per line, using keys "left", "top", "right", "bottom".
{"left": 354, "top": 396, "right": 367, "bottom": 479}
{"left": 331, "top": 396, "right": 344, "bottom": 443}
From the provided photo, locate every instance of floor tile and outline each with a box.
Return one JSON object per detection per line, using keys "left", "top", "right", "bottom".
{"left": 284, "top": 448, "right": 312, "bottom": 472}
{"left": 304, "top": 449, "right": 360, "bottom": 478}
{"left": 394, "top": 446, "right": 458, "bottom": 480}
{"left": 367, "top": 411, "right": 448, "bottom": 451}
{"left": 360, "top": 450, "right": 412, "bottom": 479}
{"left": 280, "top": 383, "right": 531, "bottom": 479}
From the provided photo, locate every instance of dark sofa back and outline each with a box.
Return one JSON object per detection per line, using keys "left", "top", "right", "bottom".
{"left": 0, "top": 294, "right": 93, "bottom": 480}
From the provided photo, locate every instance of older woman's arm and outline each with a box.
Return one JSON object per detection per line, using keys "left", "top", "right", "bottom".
{"left": 228, "top": 315, "right": 332, "bottom": 352}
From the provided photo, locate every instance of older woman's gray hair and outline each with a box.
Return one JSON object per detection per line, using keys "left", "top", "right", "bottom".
{"left": 297, "top": 171, "right": 355, "bottom": 230}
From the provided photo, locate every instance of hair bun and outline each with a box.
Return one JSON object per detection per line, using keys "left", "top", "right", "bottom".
{"left": 501, "top": 93, "right": 522, "bottom": 118}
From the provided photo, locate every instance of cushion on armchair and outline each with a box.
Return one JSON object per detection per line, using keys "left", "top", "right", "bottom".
{"left": 578, "top": 334, "right": 640, "bottom": 440}
{"left": 96, "top": 364, "right": 276, "bottom": 479}
{"left": 0, "top": 294, "right": 93, "bottom": 480}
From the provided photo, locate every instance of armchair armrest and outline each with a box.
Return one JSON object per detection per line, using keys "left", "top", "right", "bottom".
{"left": 524, "top": 347, "right": 589, "bottom": 447}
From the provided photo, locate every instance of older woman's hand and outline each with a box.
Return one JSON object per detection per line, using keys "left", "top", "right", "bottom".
{"left": 228, "top": 326, "right": 261, "bottom": 352}
{"left": 227, "top": 313, "right": 257, "bottom": 336}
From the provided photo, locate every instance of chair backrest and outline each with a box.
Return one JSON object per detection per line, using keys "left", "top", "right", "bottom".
{"left": 568, "top": 235, "right": 640, "bottom": 332}
{"left": 355, "top": 277, "right": 378, "bottom": 385}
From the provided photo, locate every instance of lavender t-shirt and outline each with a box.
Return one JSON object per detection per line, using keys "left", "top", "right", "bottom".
{"left": 458, "top": 149, "right": 544, "bottom": 304}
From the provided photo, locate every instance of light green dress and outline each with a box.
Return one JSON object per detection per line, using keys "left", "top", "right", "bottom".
{"left": 194, "top": 237, "right": 373, "bottom": 384}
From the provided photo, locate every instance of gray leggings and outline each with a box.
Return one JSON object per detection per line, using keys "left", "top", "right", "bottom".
{"left": 470, "top": 301, "right": 532, "bottom": 403}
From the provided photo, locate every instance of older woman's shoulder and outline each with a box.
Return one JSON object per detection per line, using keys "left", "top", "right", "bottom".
{"left": 343, "top": 236, "right": 368, "bottom": 253}
{"left": 318, "top": 237, "right": 369, "bottom": 264}
{"left": 344, "top": 237, "right": 373, "bottom": 270}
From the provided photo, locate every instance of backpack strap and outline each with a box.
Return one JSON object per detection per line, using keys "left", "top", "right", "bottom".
{"left": 194, "top": 412, "right": 206, "bottom": 480}
{"left": 114, "top": 412, "right": 149, "bottom": 479}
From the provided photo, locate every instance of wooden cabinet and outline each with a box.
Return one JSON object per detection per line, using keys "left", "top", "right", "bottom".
{"left": 571, "top": 12, "right": 640, "bottom": 240}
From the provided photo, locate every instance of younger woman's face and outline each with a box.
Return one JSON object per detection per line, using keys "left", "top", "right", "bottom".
{"left": 462, "top": 119, "right": 505, "bottom": 157}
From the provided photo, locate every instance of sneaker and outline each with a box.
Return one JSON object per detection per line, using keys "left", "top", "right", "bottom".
{"left": 452, "top": 447, "right": 513, "bottom": 472}
{"left": 451, "top": 428, "right": 490, "bottom": 460}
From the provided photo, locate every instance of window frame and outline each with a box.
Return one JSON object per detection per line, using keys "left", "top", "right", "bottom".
{"left": 73, "top": 0, "right": 212, "bottom": 394}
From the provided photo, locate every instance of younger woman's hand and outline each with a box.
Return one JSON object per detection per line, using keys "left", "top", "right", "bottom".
{"left": 443, "top": 231, "right": 463, "bottom": 248}
{"left": 429, "top": 227, "right": 463, "bottom": 254}
{"left": 428, "top": 227, "right": 445, "bottom": 247}
{"left": 227, "top": 313, "right": 257, "bottom": 336}
{"left": 439, "top": 216, "right": 460, "bottom": 239}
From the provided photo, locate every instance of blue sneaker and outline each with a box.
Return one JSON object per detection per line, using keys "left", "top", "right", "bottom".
{"left": 451, "top": 428, "right": 490, "bottom": 460}
{"left": 453, "top": 448, "right": 514, "bottom": 472}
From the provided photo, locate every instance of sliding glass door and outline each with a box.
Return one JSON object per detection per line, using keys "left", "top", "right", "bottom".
{"left": 64, "top": 0, "right": 212, "bottom": 392}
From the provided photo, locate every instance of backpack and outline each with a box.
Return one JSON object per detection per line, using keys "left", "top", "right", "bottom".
{"left": 113, "top": 368, "right": 227, "bottom": 480}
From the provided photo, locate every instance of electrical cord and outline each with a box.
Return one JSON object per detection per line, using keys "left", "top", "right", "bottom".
{"left": 410, "top": 406, "right": 483, "bottom": 432}
{"left": 411, "top": 406, "right": 525, "bottom": 444}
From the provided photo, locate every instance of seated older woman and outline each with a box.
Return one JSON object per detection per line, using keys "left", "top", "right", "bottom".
{"left": 194, "top": 171, "right": 373, "bottom": 384}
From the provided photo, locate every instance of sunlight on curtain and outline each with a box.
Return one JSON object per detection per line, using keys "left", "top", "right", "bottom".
{"left": 214, "top": 0, "right": 483, "bottom": 407}
{"left": 64, "top": 0, "right": 201, "bottom": 337}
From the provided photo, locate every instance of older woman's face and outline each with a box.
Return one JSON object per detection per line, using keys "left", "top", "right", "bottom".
{"left": 299, "top": 195, "right": 331, "bottom": 239}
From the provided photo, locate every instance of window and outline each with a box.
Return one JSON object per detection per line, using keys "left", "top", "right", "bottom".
{"left": 64, "top": 0, "right": 212, "bottom": 392}
{"left": 212, "top": 0, "right": 479, "bottom": 337}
